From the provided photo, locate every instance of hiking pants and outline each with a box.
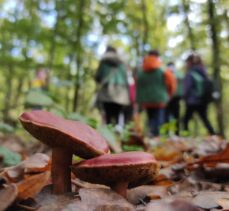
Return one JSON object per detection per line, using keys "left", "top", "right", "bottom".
{"left": 183, "top": 104, "right": 215, "bottom": 135}
{"left": 146, "top": 108, "right": 165, "bottom": 136}
{"left": 166, "top": 96, "right": 181, "bottom": 135}
{"left": 103, "top": 102, "right": 123, "bottom": 125}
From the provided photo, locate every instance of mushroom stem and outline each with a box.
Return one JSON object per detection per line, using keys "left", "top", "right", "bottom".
{"left": 111, "top": 181, "right": 129, "bottom": 198}
{"left": 52, "top": 147, "right": 72, "bottom": 194}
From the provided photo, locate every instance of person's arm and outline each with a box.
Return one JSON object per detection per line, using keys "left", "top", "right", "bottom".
{"left": 164, "top": 70, "right": 177, "bottom": 97}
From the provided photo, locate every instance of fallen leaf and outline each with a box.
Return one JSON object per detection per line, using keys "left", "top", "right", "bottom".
{"left": 192, "top": 191, "right": 229, "bottom": 209}
{"left": 78, "top": 188, "right": 135, "bottom": 210}
{"left": 4, "top": 165, "right": 24, "bottom": 182}
{"left": 16, "top": 198, "right": 41, "bottom": 211}
{"left": 153, "top": 144, "right": 182, "bottom": 162}
{"left": 152, "top": 174, "right": 174, "bottom": 187}
{"left": 5, "top": 153, "right": 50, "bottom": 182}
{"left": 24, "top": 153, "right": 51, "bottom": 173}
{"left": 170, "top": 200, "right": 202, "bottom": 211}
{"left": 127, "top": 185, "right": 168, "bottom": 204}
{"left": 217, "top": 198, "right": 229, "bottom": 210}
{"left": 191, "top": 144, "right": 229, "bottom": 167}
{"left": 17, "top": 171, "right": 50, "bottom": 200}
{"left": 72, "top": 178, "right": 109, "bottom": 189}
{"left": 0, "top": 184, "right": 18, "bottom": 210}
{"left": 145, "top": 200, "right": 201, "bottom": 211}
{"left": 33, "top": 184, "right": 78, "bottom": 210}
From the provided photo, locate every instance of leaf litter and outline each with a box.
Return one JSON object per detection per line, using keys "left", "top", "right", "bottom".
{"left": 0, "top": 135, "right": 229, "bottom": 210}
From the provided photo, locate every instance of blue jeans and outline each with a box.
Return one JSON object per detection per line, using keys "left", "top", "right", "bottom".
{"left": 146, "top": 108, "right": 165, "bottom": 136}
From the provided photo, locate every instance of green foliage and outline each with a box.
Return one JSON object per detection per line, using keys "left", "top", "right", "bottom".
{"left": 0, "top": 147, "right": 21, "bottom": 167}
{"left": 120, "top": 122, "right": 134, "bottom": 143}
{"left": 97, "top": 124, "right": 122, "bottom": 153}
{"left": 0, "top": 122, "right": 14, "bottom": 134}
{"left": 122, "top": 144, "right": 144, "bottom": 152}
{"left": 25, "top": 90, "right": 54, "bottom": 108}
{"left": 67, "top": 113, "right": 98, "bottom": 129}
{"left": 159, "top": 120, "right": 177, "bottom": 137}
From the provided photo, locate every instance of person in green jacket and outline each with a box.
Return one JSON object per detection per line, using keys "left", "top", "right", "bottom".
{"left": 95, "top": 46, "right": 130, "bottom": 125}
{"left": 136, "top": 50, "right": 176, "bottom": 137}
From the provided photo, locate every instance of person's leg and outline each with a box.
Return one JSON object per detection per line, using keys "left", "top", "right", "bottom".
{"left": 197, "top": 104, "right": 215, "bottom": 135}
{"left": 113, "top": 103, "right": 123, "bottom": 126}
{"left": 165, "top": 100, "right": 172, "bottom": 123}
{"left": 147, "top": 108, "right": 165, "bottom": 136}
{"left": 183, "top": 104, "right": 195, "bottom": 132}
{"left": 103, "top": 102, "right": 113, "bottom": 124}
{"left": 156, "top": 108, "right": 165, "bottom": 136}
{"left": 146, "top": 109, "right": 156, "bottom": 136}
{"left": 171, "top": 97, "right": 180, "bottom": 135}
{"left": 123, "top": 105, "right": 134, "bottom": 124}
{"left": 103, "top": 102, "right": 122, "bottom": 124}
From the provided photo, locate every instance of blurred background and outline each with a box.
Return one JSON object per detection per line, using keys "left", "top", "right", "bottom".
{"left": 0, "top": 0, "right": 228, "bottom": 137}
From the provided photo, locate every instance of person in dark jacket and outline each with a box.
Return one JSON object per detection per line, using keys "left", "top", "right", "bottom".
{"left": 95, "top": 46, "right": 130, "bottom": 125}
{"left": 183, "top": 53, "right": 215, "bottom": 135}
{"left": 136, "top": 50, "right": 176, "bottom": 137}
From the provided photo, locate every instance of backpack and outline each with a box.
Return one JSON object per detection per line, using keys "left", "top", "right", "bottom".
{"left": 191, "top": 71, "right": 218, "bottom": 103}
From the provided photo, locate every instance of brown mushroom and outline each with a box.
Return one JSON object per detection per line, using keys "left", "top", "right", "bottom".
{"left": 71, "top": 151, "right": 159, "bottom": 198}
{"left": 19, "top": 110, "right": 109, "bottom": 194}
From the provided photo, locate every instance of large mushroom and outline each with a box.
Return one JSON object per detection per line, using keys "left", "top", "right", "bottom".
{"left": 19, "top": 110, "right": 109, "bottom": 194}
{"left": 71, "top": 151, "right": 159, "bottom": 198}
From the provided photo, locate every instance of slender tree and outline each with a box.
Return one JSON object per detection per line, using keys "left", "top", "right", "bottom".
{"left": 181, "top": 0, "right": 196, "bottom": 50}
{"left": 141, "top": 0, "right": 149, "bottom": 53}
{"left": 72, "top": 0, "right": 86, "bottom": 112}
{"left": 208, "top": 0, "right": 224, "bottom": 137}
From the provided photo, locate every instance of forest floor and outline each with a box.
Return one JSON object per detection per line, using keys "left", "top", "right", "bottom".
{"left": 0, "top": 133, "right": 229, "bottom": 211}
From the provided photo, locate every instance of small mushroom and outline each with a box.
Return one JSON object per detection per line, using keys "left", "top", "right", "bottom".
{"left": 19, "top": 110, "right": 109, "bottom": 194}
{"left": 72, "top": 151, "right": 159, "bottom": 198}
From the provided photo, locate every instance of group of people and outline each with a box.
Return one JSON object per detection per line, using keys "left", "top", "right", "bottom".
{"left": 95, "top": 46, "right": 216, "bottom": 137}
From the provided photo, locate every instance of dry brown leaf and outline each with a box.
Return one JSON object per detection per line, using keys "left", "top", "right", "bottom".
{"left": 154, "top": 144, "right": 182, "bottom": 162}
{"left": 145, "top": 200, "right": 201, "bottom": 211}
{"left": 192, "top": 191, "right": 229, "bottom": 209}
{"left": 17, "top": 171, "right": 50, "bottom": 200}
{"left": 72, "top": 178, "right": 109, "bottom": 190}
{"left": 217, "top": 198, "right": 229, "bottom": 210}
{"left": 0, "top": 184, "right": 18, "bottom": 210}
{"left": 152, "top": 174, "right": 174, "bottom": 187}
{"left": 34, "top": 186, "right": 78, "bottom": 211}
{"left": 36, "top": 187, "right": 134, "bottom": 210}
{"left": 190, "top": 144, "right": 229, "bottom": 168}
{"left": 127, "top": 185, "right": 168, "bottom": 204}
{"left": 4, "top": 165, "right": 24, "bottom": 182}
{"left": 78, "top": 188, "right": 135, "bottom": 211}
{"left": 5, "top": 153, "right": 50, "bottom": 182}
{"left": 24, "top": 153, "right": 51, "bottom": 173}
{"left": 16, "top": 198, "right": 41, "bottom": 211}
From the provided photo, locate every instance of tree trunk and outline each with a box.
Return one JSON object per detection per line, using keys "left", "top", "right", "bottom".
{"left": 181, "top": 0, "right": 196, "bottom": 50}
{"left": 12, "top": 76, "right": 24, "bottom": 107}
{"left": 72, "top": 0, "right": 86, "bottom": 112}
{"left": 47, "top": 0, "right": 63, "bottom": 89}
{"left": 208, "top": 0, "right": 224, "bottom": 137}
{"left": 223, "top": 9, "right": 229, "bottom": 43}
{"left": 65, "top": 55, "right": 74, "bottom": 112}
{"left": 3, "top": 64, "right": 13, "bottom": 123}
{"left": 141, "top": 0, "right": 149, "bottom": 53}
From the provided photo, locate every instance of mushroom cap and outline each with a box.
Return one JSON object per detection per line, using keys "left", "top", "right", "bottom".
{"left": 19, "top": 110, "right": 110, "bottom": 158}
{"left": 71, "top": 151, "right": 159, "bottom": 187}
